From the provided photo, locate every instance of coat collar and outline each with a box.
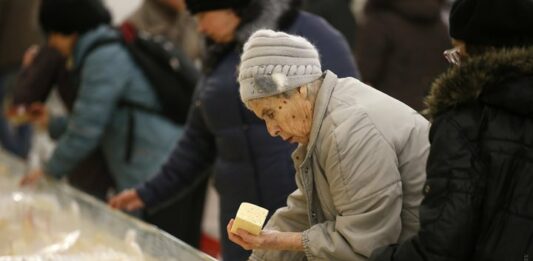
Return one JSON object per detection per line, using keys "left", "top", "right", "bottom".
{"left": 293, "top": 71, "right": 338, "bottom": 166}
{"left": 424, "top": 47, "right": 533, "bottom": 120}
{"left": 73, "top": 25, "right": 118, "bottom": 66}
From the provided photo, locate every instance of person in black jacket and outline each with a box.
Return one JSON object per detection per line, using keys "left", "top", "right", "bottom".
{"left": 370, "top": 0, "right": 533, "bottom": 260}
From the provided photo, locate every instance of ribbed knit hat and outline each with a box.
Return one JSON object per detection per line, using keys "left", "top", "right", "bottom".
{"left": 238, "top": 29, "right": 322, "bottom": 102}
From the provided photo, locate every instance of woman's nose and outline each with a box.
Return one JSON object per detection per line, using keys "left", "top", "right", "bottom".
{"left": 194, "top": 15, "right": 206, "bottom": 33}
{"left": 196, "top": 22, "right": 205, "bottom": 34}
{"left": 266, "top": 122, "right": 280, "bottom": 137}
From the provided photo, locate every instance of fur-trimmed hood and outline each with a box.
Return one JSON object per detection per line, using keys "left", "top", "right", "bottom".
{"left": 235, "top": 0, "right": 299, "bottom": 45}
{"left": 203, "top": 0, "right": 299, "bottom": 72}
{"left": 424, "top": 47, "right": 533, "bottom": 120}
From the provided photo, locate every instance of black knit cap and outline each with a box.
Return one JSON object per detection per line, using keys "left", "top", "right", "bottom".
{"left": 39, "top": 0, "right": 111, "bottom": 35}
{"left": 185, "top": 0, "right": 252, "bottom": 14}
{"left": 449, "top": 0, "right": 533, "bottom": 47}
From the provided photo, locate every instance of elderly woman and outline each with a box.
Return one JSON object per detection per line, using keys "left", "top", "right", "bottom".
{"left": 108, "top": 0, "right": 359, "bottom": 259}
{"left": 228, "top": 29, "right": 430, "bottom": 260}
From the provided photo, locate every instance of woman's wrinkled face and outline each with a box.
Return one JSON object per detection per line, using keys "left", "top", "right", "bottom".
{"left": 247, "top": 87, "right": 314, "bottom": 145}
{"left": 195, "top": 9, "right": 240, "bottom": 43}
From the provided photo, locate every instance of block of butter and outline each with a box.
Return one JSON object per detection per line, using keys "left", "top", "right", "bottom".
{"left": 230, "top": 202, "right": 269, "bottom": 236}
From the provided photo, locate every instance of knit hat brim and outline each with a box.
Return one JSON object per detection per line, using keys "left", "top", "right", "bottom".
{"left": 238, "top": 29, "right": 322, "bottom": 102}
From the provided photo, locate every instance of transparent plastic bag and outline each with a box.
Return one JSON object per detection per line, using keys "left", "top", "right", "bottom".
{"left": 0, "top": 151, "right": 215, "bottom": 261}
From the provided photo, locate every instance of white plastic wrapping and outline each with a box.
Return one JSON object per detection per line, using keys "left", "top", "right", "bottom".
{"left": 0, "top": 150, "right": 216, "bottom": 261}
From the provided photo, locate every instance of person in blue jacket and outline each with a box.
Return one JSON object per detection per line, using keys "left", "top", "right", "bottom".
{"left": 20, "top": 0, "right": 182, "bottom": 195}
{"left": 109, "top": 0, "right": 359, "bottom": 259}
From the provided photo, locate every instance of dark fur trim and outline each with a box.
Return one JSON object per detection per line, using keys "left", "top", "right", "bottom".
{"left": 423, "top": 47, "right": 533, "bottom": 120}
{"left": 235, "top": 0, "right": 299, "bottom": 45}
{"left": 203, "top": 0, "right": 299, "bottom": 73}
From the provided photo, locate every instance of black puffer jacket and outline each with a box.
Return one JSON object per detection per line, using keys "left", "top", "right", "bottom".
{"left": 370, "top": 47, "right": 533, "bottom": 261}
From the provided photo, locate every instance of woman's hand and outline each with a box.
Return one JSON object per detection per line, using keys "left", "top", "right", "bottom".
{"left": 22, "top": 45, "right": 40, "bottom": 68}
{"left": 27, "top": 103, "right": 49, "bottom": 130}
{"left": 108, "top": 189, "right": 145, "bottom": 211}
{"left": 20, "top": 169, "right": 45, "bottom": 186}
{"left": 226, "top": 219, "right": 303, "bottom": 251}
{"left": 6, "top": 103, "right": 49, "bottom": 128}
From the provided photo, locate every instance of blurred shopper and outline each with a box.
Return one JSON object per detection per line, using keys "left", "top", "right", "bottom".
{"left": 12, "top": 0, "right": 205, "bottom": 248}
{"left": 302, "top": 0, "right": 358, "bottom": 51}
{"left": 356, "top": 0, "right": 450, "bottom": 111}
{"left": 127, "top": 0, "right": 207, "bottom": 248}
{"left": 20, "top": 0, "right": 182, "bottom": 207}
{"left": 11, "top": 44, "right": 116, "bottom": 201}
{"left": 228, "top": 29, "right": 428, "bottom": 260}
{"left": 127, "top": 0, "right": 204, "bottom": 65}
{"left": 0, "top": 0, "right": 41, "bottom": 158}
{"left": 370, "top": 0, "right": 533, "bottom": 260}
{"left": 109, "top": 0, "right": 359, "bottom": 259}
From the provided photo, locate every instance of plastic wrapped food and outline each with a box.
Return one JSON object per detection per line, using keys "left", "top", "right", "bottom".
{"left": 0, "top": 150, "right": 216, "bottom": 261}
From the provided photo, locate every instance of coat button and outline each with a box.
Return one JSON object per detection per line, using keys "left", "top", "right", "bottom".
{"left": 424, "top": 184, "right": 431, "bottom": 194}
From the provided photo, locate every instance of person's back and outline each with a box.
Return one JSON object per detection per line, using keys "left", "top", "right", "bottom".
{"left": 302, "top": 0, "right": 358, "bottom": 51}
{"left": 125, "top": 0, "right": 207, "bottom": 248}
{"left": 356, "top": 0, "right": 450, "bottom": 111}
{"left": 0, "top": 0, "right": 41, "bottom": 158}
{"left": 370, "top": 0, "right": 533, "bottom": 260}
{"left": 333, "top": 76, "right": 428, "bottom": 241}
{"left": 0, "top": 0, "right": 41, "bottom": 73}
{"left": 21, "top": 0, "right": 181, "bottom": 197}
{"left": 421, "top": 47, "right": 533, "bottom": 260}
{"left": 50, "top": 24, "right": 181, "bottom": 190}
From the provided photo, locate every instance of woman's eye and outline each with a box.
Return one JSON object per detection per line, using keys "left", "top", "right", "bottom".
{"left": 267, "top": 112, "right": 275, "bottom": 119}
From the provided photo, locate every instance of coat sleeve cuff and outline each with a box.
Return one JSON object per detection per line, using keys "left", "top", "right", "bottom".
{"left": 248, "top": 253, "right": 264, "bottom": 261}
{"left": 302, "top": 229, "right": 315, "bottom": 260}
{"left": 48, "top": 116, "right": 68, "bottom": 140}
{"left": 135, "top": 183, "right": 159, "bottom": 207}
{"left": 44, "top": 158, "right": 67, "bottom": 179}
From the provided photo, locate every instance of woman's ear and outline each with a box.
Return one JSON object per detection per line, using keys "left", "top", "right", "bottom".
{"left": 297, "top": 86, "right": 308, "bottom": 98}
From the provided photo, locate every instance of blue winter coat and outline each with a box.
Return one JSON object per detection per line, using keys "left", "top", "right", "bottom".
{"left": 137, "top": 10, "right": 359, "bottom": 260}
{"left": 45, "top": 25, "right": 182, "bottom": 191}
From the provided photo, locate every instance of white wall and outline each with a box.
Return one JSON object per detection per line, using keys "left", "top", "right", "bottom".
{"left": 102, "top": 0, "right": 143, "bottom": 24}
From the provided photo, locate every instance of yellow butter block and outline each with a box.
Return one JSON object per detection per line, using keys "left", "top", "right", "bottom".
{"left": 230, "top": 202, "right": 269, "bottom": 236}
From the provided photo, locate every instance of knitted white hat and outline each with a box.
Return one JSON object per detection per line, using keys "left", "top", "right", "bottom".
{"left": 238, "top": 29, "right": 323, "bottom": 102}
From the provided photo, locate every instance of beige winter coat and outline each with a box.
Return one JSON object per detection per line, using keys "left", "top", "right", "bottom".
{"left": 249, "top": 71, "right": 429, "bottom": 260}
